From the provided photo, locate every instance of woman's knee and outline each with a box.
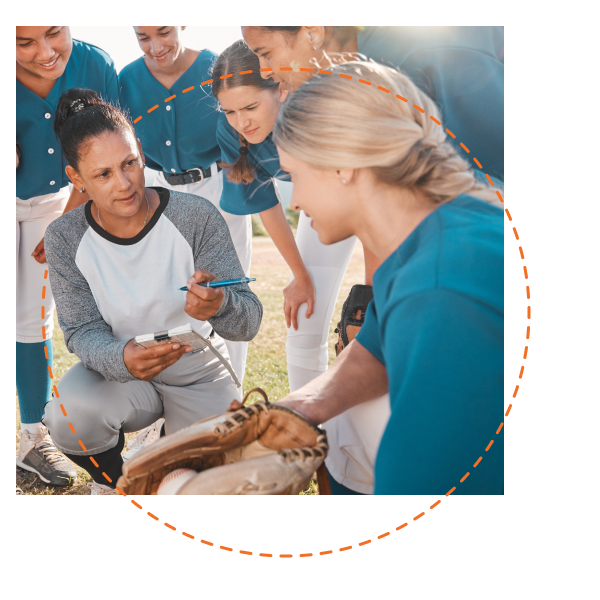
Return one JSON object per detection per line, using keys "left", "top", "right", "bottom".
{"left": 42, "top": 362, "right": 123, "bottom": 454}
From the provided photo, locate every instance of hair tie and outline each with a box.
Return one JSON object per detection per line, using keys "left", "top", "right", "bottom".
{"left": 70, "top": 99, "right": 85, "bottom": 113}
{"left": 239, "top": 146, "right": 249, "bottom": 156}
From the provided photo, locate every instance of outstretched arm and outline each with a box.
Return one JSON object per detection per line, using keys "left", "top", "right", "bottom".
{"left": 277, "top": 339, "right": 388, "bottom": 424}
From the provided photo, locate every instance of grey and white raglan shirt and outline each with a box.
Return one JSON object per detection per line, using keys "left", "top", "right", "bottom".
{"left": 44, "top": 188, "right": 262, "bottom": 383}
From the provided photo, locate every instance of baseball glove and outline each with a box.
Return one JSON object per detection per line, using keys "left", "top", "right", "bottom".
{"left": 116, "top": 389, "right": 329, "bottom": 495}
{"left": 334, "top": 284, "right": 374, "bottom": 356}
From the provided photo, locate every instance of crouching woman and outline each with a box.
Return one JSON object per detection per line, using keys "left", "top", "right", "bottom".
{"left": 42, "top": 88, "right": 262, "bottom": 494}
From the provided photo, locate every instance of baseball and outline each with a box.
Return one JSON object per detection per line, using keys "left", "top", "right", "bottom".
{"left": 157, "top": 468, "right": 197, "bottom": 495}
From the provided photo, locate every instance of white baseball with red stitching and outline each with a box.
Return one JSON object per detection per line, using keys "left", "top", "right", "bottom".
{"left": 157, "top": 468, "right": 197, "bottom": 495}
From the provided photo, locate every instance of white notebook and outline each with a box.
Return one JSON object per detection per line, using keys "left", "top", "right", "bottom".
{"left": 134, "top": 323, "right": 240, "bottom": 387}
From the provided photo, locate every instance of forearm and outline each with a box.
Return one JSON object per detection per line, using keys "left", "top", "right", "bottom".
{"left": 279, "top": 340, "right": 388, "bottom": 424}
{"left": 259, "top": 205, "right": 309, "bottom": 278}
{"left": 65, "top": 325, "right": 133, "bottom": 382}
{"left": 63, "top": 186, "right": 90, "bottom": 214}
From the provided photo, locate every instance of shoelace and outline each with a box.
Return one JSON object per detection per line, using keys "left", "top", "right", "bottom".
{"left": 30, "top": 431, "right": 67, "bottom": 465}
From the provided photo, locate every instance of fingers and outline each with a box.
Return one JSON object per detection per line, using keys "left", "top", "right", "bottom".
{"left": 305, "top": 295, "right": 315, "bottom": 320}
{"left": 284, "top": 298, "right": 291, "bottom": 329}
{"left": 32, "top": 251, "right": 47, "bottom": 264}
{"left": 135, "top": 345, "right": 191, "bottom": 380}
{"left": 226, "top": 400, "right": 243, "bottom": 412}
{"left": 187, "top": 284, "right": 221, "bottom": 302}
{"left": 144, "top": 343, "right": 184, "bottom": 359}
{"left": 187, "top": 269, "right": 217, "bottom": 288}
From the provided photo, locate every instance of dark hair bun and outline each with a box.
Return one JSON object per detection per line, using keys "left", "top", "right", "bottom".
{"left": 52, "top": 87, "right": 134, "bottom": 171}
{"left": 54, "top": 88, "right": 101, "bottom": 138}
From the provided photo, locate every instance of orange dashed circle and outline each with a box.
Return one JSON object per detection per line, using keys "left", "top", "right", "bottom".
{"left": 40, "top": 64, "right": 516, "bottom": 556}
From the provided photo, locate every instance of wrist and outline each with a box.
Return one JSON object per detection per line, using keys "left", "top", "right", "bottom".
{"left": 292, "top": 268, "right": 312, "bottom": 282}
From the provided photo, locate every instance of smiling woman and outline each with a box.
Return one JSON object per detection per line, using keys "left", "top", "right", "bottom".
{"left": 16, "top": 26, "right": 119, "bottom": 489}
{"left": 16, "top": 26, "right": 73, "bottom": 94}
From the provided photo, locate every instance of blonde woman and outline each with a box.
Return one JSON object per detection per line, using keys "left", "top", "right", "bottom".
{"left": 275, "top": 62, "right": 504, "bottom": 495}
{"left": 243, "top": 26, "right": 504, "bottom": 494}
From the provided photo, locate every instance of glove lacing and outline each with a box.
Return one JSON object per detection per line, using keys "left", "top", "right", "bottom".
{"left": 278, "top": 435, "right": 329, "bottom": 463}
{"left": 214, "top": 401, "right": 269, "bottom": 436}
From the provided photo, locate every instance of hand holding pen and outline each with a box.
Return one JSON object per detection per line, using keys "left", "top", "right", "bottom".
{"left": 182, "top": 271, "right": 255, "bottom": 322}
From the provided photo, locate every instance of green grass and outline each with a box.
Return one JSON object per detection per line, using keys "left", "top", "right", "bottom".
{"left": 16, "top": 236, "right": 365, "bottom": 495}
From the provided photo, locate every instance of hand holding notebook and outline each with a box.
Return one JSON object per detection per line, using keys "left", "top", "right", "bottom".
{"left": 134, "top": 324, "right": 241, "bottom": 387}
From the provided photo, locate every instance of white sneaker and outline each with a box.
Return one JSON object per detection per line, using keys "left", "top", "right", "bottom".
{"left": 16, "top": 424, "right": 77, "bottom": 486}
{"left": 87, "top": 481, "right": 117, "bottom": 495}
{"left": 123, "top": 418, "right": 165, "bottom": 461}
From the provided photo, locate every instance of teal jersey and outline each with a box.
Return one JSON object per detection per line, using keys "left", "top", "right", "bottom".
{"left": 119, "top": 50, "right": 221, "bottom": 175}
{"left": 358, "top": 26, "right": 504, "bottom": 181}
{"left": 16, "top": 39, "right": 119, "bottom": 200}
{"left": 356, "top": 194, "right": 504, "bottom": 494}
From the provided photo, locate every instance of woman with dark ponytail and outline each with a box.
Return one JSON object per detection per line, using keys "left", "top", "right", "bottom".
{"left": 16, "top": 27, "right": 118, "bottom": 488}
{"left": 41, "top": 88, "right": 262, "bottom": 494}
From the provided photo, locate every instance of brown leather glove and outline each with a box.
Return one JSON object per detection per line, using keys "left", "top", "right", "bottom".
{"left": 117, "top": 389, "right": 329, "bottom": 495}
{"left": 334, "top": 285, "right": 374, "bottom": 356}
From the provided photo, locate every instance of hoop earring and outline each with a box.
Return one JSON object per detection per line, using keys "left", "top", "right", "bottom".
{"left": 79, "top": 188, "right": 84, "bottom": 193}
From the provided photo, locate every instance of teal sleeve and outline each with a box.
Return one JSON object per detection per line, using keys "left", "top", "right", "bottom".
{"left": 104, "top": 60, "right": 120, "bottom": 106}
{"left": 216, "top": 117, "right": 280, "bottom": 215}
{"left": 356, "top": 301, "right": 385, "bottom": 366}
{"left": 374, "top": 289, "right": 504, "bottom": 495}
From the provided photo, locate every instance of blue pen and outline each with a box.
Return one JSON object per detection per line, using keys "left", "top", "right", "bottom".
{"left": 179, "top": 277, "right": 256, "bottom": 291}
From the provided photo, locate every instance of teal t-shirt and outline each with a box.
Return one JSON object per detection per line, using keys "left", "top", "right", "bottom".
{"left": 118, "top": 50, "right": 221, "bottom": 175}
{"left": 356, "top": 194, "right": 504, "bottom": 494}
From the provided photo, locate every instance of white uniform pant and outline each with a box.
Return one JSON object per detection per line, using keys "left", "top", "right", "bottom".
{"left": 16, "top": 187, "right": 69, "bottom": 343}
{"left": 154, "top": 166, "right": 252, "bottom": 388}
{"left": 286, "top": 211, "right": 357, "bottom": 385}
{"left": 286, "top": 210, "right": 390, "bottom": 494}
{"left": 324, "top": 395, "right": 391, "bottom": 494}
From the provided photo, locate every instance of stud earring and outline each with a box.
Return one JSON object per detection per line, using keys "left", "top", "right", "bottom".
{"left": 79, "top": 187, "right": 84, "bottom": 193}
{"left": 342, "top": 179, "right": 347, "bottom": 184}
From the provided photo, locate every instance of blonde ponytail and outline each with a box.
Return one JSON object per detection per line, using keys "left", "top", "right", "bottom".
{"left": 274, "top": 61, "right": 501, "bottom": 207}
